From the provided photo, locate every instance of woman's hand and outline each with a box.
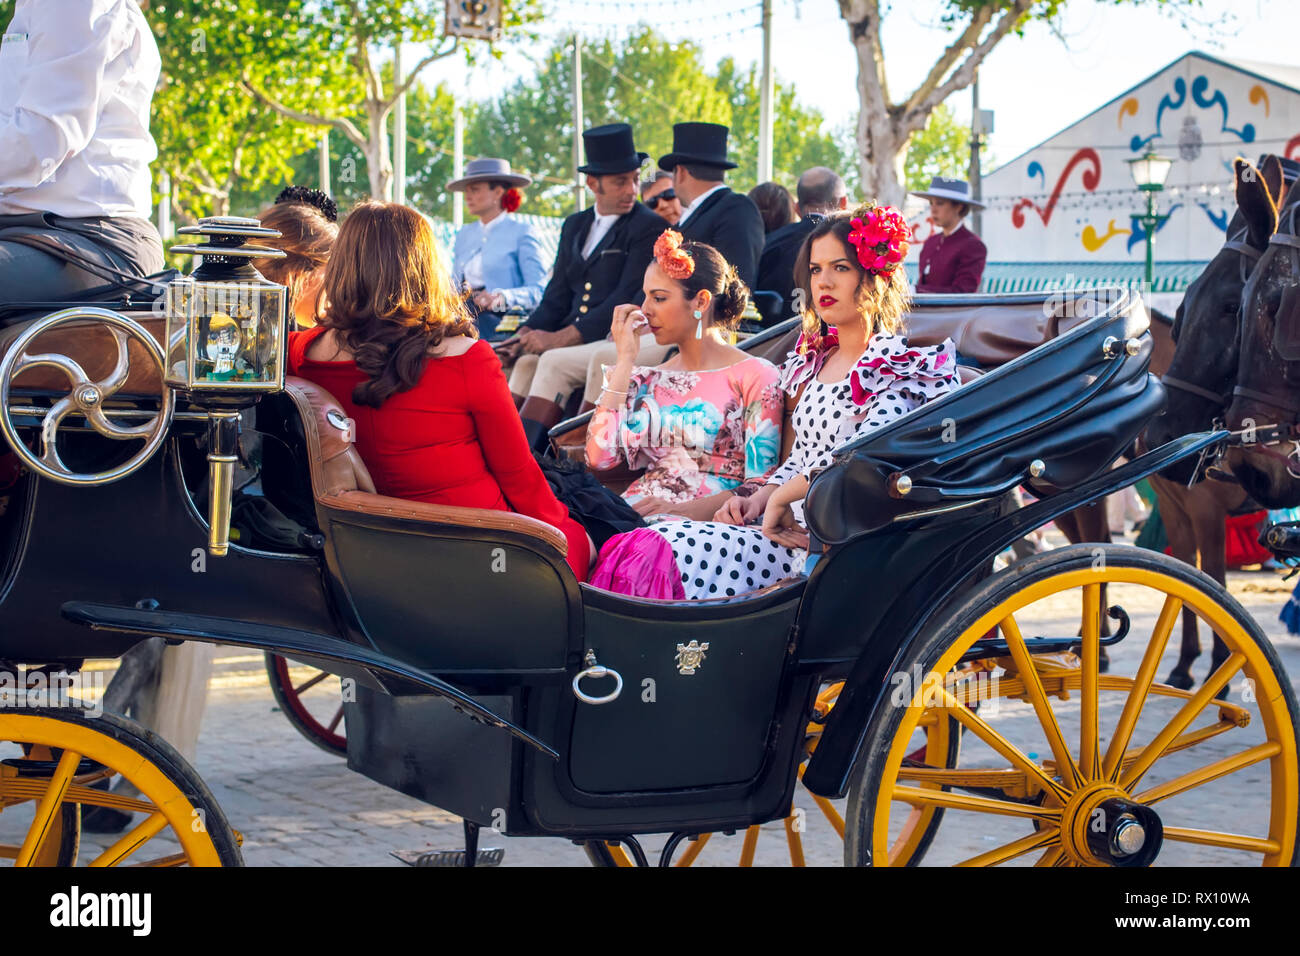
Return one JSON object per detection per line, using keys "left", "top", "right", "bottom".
{"left": 609, "top": 304, "right": 648, "bottom": 364}
{"left": 761, "top": 479, "right": 810, "bottom": 550}
{"left": 631, "top": 495, "right": 678, "bottom": 518}
{"left": 714, "top": 484, "right": 774, "bottom": 525}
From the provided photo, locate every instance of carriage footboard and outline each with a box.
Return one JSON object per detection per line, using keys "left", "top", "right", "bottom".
{"left": 58, "top": 600, "right": 558, "bottom": 758}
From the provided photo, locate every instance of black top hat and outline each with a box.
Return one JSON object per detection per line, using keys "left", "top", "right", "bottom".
{"left": 577, "top": 123, "right": 649, "bottom": 176}
{"left": 659, "top": 122, "right": 738, "bottom": 171}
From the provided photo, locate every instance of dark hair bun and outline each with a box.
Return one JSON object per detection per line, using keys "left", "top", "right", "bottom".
{"left": 712, "top": 264, "right": 750, "bottom": 329}
{"left": 275, "top": 185, "right": 339, "bottom": 223}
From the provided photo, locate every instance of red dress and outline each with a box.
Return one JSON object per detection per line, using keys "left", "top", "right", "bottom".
{"left": 288, "top": 328, "right": 590, "bottom": 581}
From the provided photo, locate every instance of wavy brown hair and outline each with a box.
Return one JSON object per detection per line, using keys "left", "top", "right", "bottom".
{"left": 791, "top": 202, "right": 912, "bottom": 348}
{"left": 254, "top": 201, "right": 337, "bottom": 326}
{"left": 323, "top": 201, "right": 475, "bottom": 408}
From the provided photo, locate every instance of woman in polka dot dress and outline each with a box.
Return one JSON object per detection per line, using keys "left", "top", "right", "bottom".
{"left": 647, "top": 203, "right": 959, "bottom": 600}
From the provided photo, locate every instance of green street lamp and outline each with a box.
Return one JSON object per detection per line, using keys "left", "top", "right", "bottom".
{"left": 1126, "top": 150, "right": 1175, "bottom": 289}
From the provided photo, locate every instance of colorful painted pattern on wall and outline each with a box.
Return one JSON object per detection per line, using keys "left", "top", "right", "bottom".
{"left": 967, "top": 53, "right": 1300, "bottom": 266}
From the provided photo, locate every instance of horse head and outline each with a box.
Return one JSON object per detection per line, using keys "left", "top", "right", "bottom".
{"left": 1147, "top": 155, "right": 1286, "bottom": 484}
{"left": 1225, "top": 168, "right": 1300, "bottom": 506}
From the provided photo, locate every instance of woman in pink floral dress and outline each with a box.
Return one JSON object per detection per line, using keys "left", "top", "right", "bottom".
{"left": 585, "top": 233, "right": 784, "bottom": 522}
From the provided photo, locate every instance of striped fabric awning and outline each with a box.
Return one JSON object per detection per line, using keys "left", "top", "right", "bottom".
{"left": 903, "top": 260, "right": 1209, "bottom": 295}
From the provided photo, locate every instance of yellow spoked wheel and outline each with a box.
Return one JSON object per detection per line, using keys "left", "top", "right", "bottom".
{"left": 585, "top": 680, "right": 964, "bottom": 867}
{"left": 0, "top": 706, "right": 242, "bottom": 867}
{"left": 846, "top": 544, "right": 1300, "bottom": 867}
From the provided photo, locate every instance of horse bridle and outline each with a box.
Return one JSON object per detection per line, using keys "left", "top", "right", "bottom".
{"left": 1226, "top": 198, "right": 1300, "bottom": 477}
{"left": 1161, "top": 222, "right": 1263, "bottom": 408}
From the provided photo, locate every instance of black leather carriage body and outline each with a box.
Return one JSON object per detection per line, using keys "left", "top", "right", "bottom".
{"left": 805, "top": 290, "right": 1164, "bottom": 545}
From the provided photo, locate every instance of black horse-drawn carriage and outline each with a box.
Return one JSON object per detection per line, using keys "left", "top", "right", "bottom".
{"left": 0, "top": 218, "right": 1294, "bottom": 867}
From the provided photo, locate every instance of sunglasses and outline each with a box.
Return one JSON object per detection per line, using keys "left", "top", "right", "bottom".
{"left": 645, "top": 189, "right": 677, "bottom": 210}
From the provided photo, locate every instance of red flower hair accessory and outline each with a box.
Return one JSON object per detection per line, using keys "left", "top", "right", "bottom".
{"left": 846, "top": 204, "right": 910, "bottom": 277}
{"left": 653, "top": 229, "right": 695, "bottom": 280}
{"left": 501, "top": 188, "right": 523, "bottom": 213}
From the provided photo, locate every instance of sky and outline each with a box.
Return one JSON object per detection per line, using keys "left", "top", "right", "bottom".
{"left": 421, "top": 0, "right": 1298, "bottom": 174}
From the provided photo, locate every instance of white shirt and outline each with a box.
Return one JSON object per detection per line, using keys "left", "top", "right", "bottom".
{"left": 461, "top": 211, "right": 508, "bottom": 289}
{"left": 581, "top": 209, "right": 619, "bottom": 259}
{"left": 0, "top": 0, "right": 161, "bottom": 218}
{"left": 676, "top": 183, "right": 726, "bottom": 227}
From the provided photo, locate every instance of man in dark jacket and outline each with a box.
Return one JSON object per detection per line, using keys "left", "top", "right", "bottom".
{"left": 661, "top": 123, "right": 764, "bottom": 288}
{"left": 501, "top": 123, "right": 664, "bottom": 448}
{"left": 756, "top": 166, "right": 848, "bottom": 319}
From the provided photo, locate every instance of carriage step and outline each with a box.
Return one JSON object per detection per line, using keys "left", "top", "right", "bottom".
{"left": 390, "top": 847, "right": 505, "bottom": 867}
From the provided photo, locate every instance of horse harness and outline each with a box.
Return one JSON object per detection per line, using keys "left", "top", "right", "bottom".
{"left": 1225, "top": 199, "right": 1300, "bottom": 477}
{"left": 1161, "top": 222, "right": 1262, "bottom": 409}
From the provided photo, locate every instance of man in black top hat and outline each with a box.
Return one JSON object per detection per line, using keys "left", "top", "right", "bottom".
{"left": 498, "top": 122, "right": 664, "bottom": 449}
{"left": 660, "top": 122, "right": 764, "bottom": 288}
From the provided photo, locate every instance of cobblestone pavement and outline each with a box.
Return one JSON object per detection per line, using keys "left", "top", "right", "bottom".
{"left": 4, "top": 539, "right": 1300, "bottom": 867}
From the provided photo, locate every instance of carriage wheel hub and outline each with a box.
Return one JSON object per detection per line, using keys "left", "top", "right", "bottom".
{"left": 1061, "top": 783, "right": 1163, "bottom": 867}
{"left": 75, "top": 384, "right": 102, "bottom": 408}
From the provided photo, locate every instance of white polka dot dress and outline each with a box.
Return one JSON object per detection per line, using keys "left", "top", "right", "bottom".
{"left": 648, "top": 332, "right": 958, "bottom": 600}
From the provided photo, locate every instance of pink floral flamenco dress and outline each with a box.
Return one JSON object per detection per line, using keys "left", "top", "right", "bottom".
{"left": 585, "top": 356, "right": 784, "bottom": 597}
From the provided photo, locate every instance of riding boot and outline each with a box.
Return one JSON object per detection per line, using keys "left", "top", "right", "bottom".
{"left": 519, "top": 397, "right": 564, "bottom": 453}
{"left": 511, "top": 392, "right": 526, "bottom": 411}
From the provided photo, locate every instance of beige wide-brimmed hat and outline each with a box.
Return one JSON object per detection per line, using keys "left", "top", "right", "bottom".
{"left": 446, "top": 158, "right": 532, "bottom": 192}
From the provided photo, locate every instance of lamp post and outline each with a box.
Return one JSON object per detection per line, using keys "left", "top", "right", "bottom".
{"left": 1126, "top": 150, "right": 1174, "bottom": 290}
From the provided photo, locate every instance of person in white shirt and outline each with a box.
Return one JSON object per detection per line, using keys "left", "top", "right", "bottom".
{"left": 0, "top": 0, "right": 164, "bottom": 312}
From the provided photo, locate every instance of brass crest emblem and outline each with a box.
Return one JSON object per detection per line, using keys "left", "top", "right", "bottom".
{"left": 675, "top": 641, "right": 709, "bottom": 675}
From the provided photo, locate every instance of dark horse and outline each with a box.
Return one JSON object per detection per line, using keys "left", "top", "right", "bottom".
{"left": 1226, "top": 167, "right": 1300, "bottom": 507}
{"left": 1144, "top": 154, "right": 1292, "bottom": 688}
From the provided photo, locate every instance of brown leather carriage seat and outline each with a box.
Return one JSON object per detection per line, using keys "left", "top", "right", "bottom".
{"left": 281, "top": 376, "right": 568, "bottom": 555}
{"left": 0, "top": 310, "right": 167, "bottom": 397}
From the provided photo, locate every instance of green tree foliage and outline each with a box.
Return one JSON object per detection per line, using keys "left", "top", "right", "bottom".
{"left": 903, "top": 103, "right": 990, "bottom": 193}
{"left": 231, "top": 73, "right": 462, "bottom": 219}
{"left": 150, "top": 0, "right": 350, "bottom": 221}
{"left": 241, "top": 0, "right": 541, "bottom": 200}
{"left": 468, "top": 27, "right": 855, "bottom": 218}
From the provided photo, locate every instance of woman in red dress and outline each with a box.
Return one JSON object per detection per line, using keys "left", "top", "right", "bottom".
{"left": 287, "top": 201, "right": 593, "bottom": 581}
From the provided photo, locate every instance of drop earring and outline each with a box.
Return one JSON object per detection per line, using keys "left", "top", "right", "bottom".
{"left": 694, "top": 309, "right": 704, "bottom": 339}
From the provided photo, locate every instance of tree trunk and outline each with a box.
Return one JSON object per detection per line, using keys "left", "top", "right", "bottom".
{"left": 367, "top": 104, "right": 392, "bottom": 201}
{"left": 845, "top": 5, "right": 905, "bottom": 208}
{"left": 857, "top": 115, "right": 907, "bottom": 209}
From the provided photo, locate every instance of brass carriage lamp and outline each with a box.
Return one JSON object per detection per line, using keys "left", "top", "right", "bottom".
{"left": 1126, "top": 150, "right": 1174, "bottom": 289}
{"left": 167, "top": 216, "right": 288, "bottom": 557}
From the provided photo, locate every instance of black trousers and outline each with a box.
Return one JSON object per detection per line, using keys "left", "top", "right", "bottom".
{"left": 0, "top": 212, "right": 164, "bottom": 307}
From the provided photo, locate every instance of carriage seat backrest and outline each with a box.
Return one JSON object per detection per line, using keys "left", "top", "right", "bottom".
{"left": 0, "top": 310, "right": 167, "bottom": 397}
{"left": 282, "top": 377, "right": 568, "bottom": 555}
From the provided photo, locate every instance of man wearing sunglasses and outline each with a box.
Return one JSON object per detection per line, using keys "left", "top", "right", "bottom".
{"left": 641, "top": 171, "right": 681, "bottom": 225}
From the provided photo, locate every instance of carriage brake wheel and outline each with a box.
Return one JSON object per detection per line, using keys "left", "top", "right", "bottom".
{"left": 265, "top": 653, "right": 347, "bottom": 757}
{"left": 582, "top": 680, "right": 965, "bottom": 867}
{"left": 0, "top": 706, "right": 242, "bottom": 867}
{"left": 0, "top": 307, "right": 174, "bottom": 486}
{"left": 846, "top": 544, "right": 1300, "bottom": 867}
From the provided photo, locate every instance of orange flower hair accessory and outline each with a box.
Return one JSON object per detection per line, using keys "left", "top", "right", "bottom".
{"left": 501, "top": 187, "right": 522, "bottom": 213}
{"left": 653, "top": 229, "right": 695, "bottom": 280}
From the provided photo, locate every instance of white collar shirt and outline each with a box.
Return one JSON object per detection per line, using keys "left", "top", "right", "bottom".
{"left": 676, "top": 183, "right": 726, "bottom": 227}
{"left": 581, "top": 208, "right": 619, "bottom": 259}
{"left": 0, "top": 0, "right": 161, "bottom": 218}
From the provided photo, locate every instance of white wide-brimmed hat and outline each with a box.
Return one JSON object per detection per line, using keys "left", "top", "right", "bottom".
{"left": 910, "top": 176, "right": 985, "bottom": 210}
{"left": 447, "top": 158, "right": 532, "bottom": 192}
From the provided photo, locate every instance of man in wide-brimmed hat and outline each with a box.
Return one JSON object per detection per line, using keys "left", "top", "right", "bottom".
{"left": 660, "top": 122, "right": 764, "bottom": 288}
{"left": 497, "top": 122, "right": 665, "bottom": 450}
{"left": 447, "top": 158, "right": 548, "bottom": 339}
{"left": 911, "top": 176, "right": 987, "bottom": 294}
